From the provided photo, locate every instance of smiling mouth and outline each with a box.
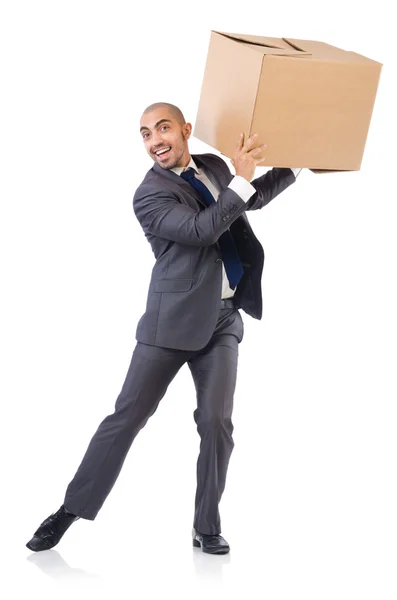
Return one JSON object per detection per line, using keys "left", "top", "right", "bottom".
{"left": 154, "top": 147, "right": 171, "bottom": 158}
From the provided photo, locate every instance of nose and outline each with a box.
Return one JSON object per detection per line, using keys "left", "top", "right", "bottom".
{"left": 151, "top": 130, "right": 164, "bottom": 148}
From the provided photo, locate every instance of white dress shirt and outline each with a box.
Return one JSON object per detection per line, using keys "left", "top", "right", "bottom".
{"left": 172, "top": 158, "right": 301, "bottom": 298}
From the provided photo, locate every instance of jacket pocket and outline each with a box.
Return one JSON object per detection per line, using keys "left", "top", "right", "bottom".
{"left": 153, "top": 278, "right": 193, "bottom": 293}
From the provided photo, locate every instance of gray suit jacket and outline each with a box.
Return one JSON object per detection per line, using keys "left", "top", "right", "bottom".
{"left": 133, "top": 153, "right": 295, "bottom": 350}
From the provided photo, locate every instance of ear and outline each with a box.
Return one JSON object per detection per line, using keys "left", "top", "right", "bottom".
{"left": 183, "top": 122, "right": 192, "bottom": 140}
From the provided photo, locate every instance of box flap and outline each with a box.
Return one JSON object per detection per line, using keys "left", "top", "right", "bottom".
{"left": 214, "top": 31, "right": 312, "bottom": 57}
{"left": 284, "top": 38, "right": 381, "bottom": 64}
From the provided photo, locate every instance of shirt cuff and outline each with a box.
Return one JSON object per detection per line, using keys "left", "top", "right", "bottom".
{"left": 290, "top": 168, "right": 302, "bottom": 178}
{"left": 228, "top": 175, "right": 256, "bottom": 202}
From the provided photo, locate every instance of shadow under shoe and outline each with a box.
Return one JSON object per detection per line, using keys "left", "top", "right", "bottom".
{"left": 26, "top": 505, "right": 80, "bottom": 552}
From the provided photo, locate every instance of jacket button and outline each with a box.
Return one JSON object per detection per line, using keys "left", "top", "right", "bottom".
{"left": 215, "top": 258, "right": 222, "bottom": 263}
{"left": 222, "top": 216, "right": 228, "bottom": 221}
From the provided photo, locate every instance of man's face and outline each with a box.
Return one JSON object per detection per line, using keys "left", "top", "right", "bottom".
{"left": 139, "top": 108, "right": 192, "bottom": 170}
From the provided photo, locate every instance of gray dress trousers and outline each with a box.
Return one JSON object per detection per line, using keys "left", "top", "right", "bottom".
{"left": 63, "top": 306, "right": 244, "bottom": 536}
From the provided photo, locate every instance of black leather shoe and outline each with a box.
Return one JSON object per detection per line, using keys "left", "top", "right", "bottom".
{"left": 26, "top": 505, "right": 79, "bottom": 552}
{"left": 192, "top": 529, "right": 230, "bottom": 554}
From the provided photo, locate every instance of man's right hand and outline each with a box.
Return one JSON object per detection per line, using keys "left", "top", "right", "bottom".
{"left": 231, "top": 133, "right": 267, "bottom": 182}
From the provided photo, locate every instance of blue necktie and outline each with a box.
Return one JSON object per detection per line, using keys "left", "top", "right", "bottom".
{"left": 181, "top": 167, "right": 244, "bottom": 290}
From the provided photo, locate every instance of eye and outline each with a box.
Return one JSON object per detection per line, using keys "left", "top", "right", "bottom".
{"left": 160, "top": 125, "right": 169, "bottom": 132}
{"left": 142, "top": 132, "right": 150, "bottom": 140}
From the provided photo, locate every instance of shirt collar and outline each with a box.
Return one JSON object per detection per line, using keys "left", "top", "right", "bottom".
{"left": 171, "top": 157, "right": 199, "bottom": 177}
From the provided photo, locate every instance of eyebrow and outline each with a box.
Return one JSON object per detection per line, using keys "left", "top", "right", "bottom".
{"left": 140, "top": 119, "right": 172, "bottom": 133}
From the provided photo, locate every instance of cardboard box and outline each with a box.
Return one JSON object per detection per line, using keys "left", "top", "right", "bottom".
{"left": 194, "top": 32, "right": 382, "bottom": 172}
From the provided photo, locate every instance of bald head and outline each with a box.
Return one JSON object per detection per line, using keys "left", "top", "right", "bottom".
{"left": 142, "top": 102, "right": 186, "bottom": 126}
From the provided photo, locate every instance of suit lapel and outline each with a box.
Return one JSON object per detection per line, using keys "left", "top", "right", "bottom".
{"left": 152, "top": 162, "right": 207, "bottom": 209}
{"left": 192, "top": 154, "right": 229, "bottom": 191}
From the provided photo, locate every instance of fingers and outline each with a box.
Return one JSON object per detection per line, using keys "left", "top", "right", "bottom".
{"left": 236, "top": 133, "right": 267, "bottom": 155}
{"left": 242, "top": 132, "right": 259, "bottom": 152}
{"left": 249, "top": 144, "right": 267, "bottom": 156}
{"left": 233, "top": 133, "right": 268, "bottom": 174}
{"left": 236, "top": 132, "right": 244, "bottom": 152}
{"left": 249, "top": 145, "right": 267, "bottom": 166}
{"left": 236, "top": 132, "right": 261, "bottom": 151}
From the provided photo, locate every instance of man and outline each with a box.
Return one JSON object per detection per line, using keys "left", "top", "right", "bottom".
{"left": 26, "top": 103, "right": 300, "bottom": 555}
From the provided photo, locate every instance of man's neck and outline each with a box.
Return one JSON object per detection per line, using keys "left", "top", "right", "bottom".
{"left": 181, "top": 154, "right": 192, "bottom": 168}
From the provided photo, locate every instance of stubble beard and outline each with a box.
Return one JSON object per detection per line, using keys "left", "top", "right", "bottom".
{"left": 157, "top": 133, "right": 187, "bottom": 170}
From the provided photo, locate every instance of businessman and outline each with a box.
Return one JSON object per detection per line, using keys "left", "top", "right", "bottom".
{"left": 26, "top": 102, "right": 300, "bottom": 554}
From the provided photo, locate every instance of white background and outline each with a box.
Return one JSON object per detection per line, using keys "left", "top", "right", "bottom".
{"left": 1, "top": 1, "right": 396, "bottom": 598}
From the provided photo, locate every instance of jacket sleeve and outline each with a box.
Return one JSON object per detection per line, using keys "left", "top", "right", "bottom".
{"left": 133, "top": 184, "right": 247, "bottom": 247}
{"left": 246, "top": 168, "right": 296, "bottom": 211}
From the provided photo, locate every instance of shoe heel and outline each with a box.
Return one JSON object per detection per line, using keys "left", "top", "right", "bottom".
{"left": 193, "top": 539, "right": 200, "bottom": 548}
